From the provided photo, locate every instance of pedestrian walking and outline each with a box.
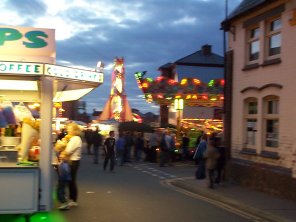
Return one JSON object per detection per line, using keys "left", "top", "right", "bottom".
{"left": 92, "top": 126, "right": 103, "bottom": 164}
{"left": 148, "top": 129, "right": 159, "bottom": 162}
{"left": 193, "top": 134, "right": 207, "bottom": 179}
{"left": 103, "top": 131, "right": 116, "bottom": 172}
{"left": 124, "top": 131, "right": 134, "bottom": 163}
{"left": 203, "top": 137, "right": 220, "bottom": 188}
{"left": 181, "top": 132, "right": 190, "bottom": 162}
{"left": 116, "top": 132, "right": 125, "bottom": 166}
{"left": 135, "top": 132, "right": 144, "bottom": 162}
{"left": 159, "top": 129, "right": 173, "bottom": 167}
{"left": 214, "top": 137, "right": 226, "bottom": 184}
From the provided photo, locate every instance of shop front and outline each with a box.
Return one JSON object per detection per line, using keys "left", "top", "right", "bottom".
{"left": 0, "top": 26, "right": 104, "bottom": 214}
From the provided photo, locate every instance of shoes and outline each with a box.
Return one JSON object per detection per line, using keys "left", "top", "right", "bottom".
{"left": 68, "top": 200, "right": 78, "bottom": 207}
{"left": 58, "top": 202, "right": 70, "bottom": 210}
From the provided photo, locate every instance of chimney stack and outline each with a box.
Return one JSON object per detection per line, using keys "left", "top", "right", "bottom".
{"left": 202, "top": 44, "right": 212, "bottom": 55}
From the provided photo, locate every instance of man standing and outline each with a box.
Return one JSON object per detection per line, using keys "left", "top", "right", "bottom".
{"left": 84, "top": 124, "right": 93, "bottom": 155}
{"left": 181, "top": 133, "right": 190, "bottom": 162}
{"left": 92, "top": 126, "right": 103, "bottom": 164}
{"left": 203, "top": 137, "right": 220, "bottom": 188}
{"left": 148, "top": 129, "right": 159, "bottom": 162}
{"left": 124, "top": 131, "right": 134, "bottom": 163}
{"left": 159, "top": 129, "right": 173, "bottom": 167}
{"left": 103, "top": 131, "right": 116, "bottom": 172}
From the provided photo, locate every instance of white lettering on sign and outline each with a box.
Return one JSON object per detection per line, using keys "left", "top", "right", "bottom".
{"left": 45, "top": 64, "right": 103, "bottom": 83}
{"left": 0, "top": 62, "right": 43, "bottom": 75}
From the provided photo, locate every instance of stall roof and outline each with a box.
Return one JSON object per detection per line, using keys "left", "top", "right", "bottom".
{"left": 0, "top": 61, "right": 104, "bottom": 102}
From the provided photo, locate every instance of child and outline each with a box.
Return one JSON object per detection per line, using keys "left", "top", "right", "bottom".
{"left": 57, "top": 151, "right": 72, "bottom": 210}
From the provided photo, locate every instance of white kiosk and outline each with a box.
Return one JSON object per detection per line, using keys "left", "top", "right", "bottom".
{"left": 0, "top": 26, "right": 104, "bottom": 214}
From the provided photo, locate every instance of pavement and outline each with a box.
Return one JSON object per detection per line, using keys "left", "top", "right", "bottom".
{"left": 75, "top": 151, "right": 296, "bottom": 222}
{"left": 168, "top": 176, "right": 296, "bottom": 222}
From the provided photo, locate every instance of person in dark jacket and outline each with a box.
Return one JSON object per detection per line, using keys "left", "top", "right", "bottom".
{"left": 92, "top": 127, "right": 103, "bottom": 164}
{"left": 214, "top": 137, "right": 226, "bottom": 184}
{"left": 84, "top": 125, "right": 93, "bottom": 155}
{"left": 193, "top": 134, "right": 207, "bottom": 179}
{"left": 103, "top": 131, "right": 116, "bottom": 172}
{"left": 124, "top": 131, "right": 134, "bottom": 163}
{"left": 134, "top": 132, "right": 144, "bottom": 162}
{"left": 116, "top": 132, "right": 125, "bottom": 166}
{"left": 181, "top": 133, "right": 190, "bottom": 161}
{"left": 203, "top": 137, "right": 220, "bottom": 188}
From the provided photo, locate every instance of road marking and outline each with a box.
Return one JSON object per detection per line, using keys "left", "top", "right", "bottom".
{"left": 161, "top": 178, "right": 270, "bottom": 222}
{"left": 129, "top": 163, "right": 178, "bottom": 180}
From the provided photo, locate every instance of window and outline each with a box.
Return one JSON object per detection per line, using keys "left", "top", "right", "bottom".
{"left": 263, "top": 96, "right": 279, "bottom": 148}
{"left": 267, "top": 18, "right": 281, "bottom": 57}
{"left": 248, "top": 27, "right": 260, "bottom": 62}
{"left": 244, "top": 98, "right": 258, "bottom": 148}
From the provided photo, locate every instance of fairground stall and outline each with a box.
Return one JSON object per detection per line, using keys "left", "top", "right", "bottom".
{"left": 0, "top": 26, "right": 104, "bottom": 215}
{"left": 135, "top": 71, "right": 224, "bottom": 148}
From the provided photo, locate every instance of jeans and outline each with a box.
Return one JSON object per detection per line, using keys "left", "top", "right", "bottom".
{"left": 69, "top": 160, "right": 80, "bottom": 202}
{"left": 93, "top": 145, "right": 100, "bottom": 163}
{"left": 104, "top": 152, "right": 115, "bottom": 171}
{"left": 57, "top": 180, "right": 68, "bottom": 203}
{"left": 117, "top": 149, "right": 124, "bottom": 166}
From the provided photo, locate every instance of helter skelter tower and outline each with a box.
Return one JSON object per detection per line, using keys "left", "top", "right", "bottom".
{"left": 98, "top": 57, "right": 133, "bottom": 122}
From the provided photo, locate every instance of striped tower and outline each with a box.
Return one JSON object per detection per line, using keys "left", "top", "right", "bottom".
{"left": 98, "top": 57, "right": 133, "bottom": 122}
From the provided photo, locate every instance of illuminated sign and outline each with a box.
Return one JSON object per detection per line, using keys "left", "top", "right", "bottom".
{"left": 0, "top": 61, "right": 43, "bottom": 75}
{"left": 45, "top": 64, "right": 103, "bottom": 83}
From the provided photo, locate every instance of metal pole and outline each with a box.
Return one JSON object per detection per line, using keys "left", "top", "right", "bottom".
{"left": 176, "top": 109, "right": 181, "bottom": 140}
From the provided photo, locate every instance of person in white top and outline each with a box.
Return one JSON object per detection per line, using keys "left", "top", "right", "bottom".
{"left": 63, "top": 122, "right": 82, "bottom": 207}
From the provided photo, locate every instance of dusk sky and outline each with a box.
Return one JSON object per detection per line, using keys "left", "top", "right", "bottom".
{"left": 1, "top": 0, "right": 242, "bottom": 114}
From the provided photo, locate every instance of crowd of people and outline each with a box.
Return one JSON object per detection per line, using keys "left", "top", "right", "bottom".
{"left": 53, "top": 123, "right": 226, "bottom": 210}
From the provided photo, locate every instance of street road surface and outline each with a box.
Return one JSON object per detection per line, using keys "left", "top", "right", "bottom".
{"left": 58, "top": 154, "right": 254, "bottom": 222}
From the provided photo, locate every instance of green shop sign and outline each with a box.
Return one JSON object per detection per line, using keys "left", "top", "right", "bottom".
{"left": 0, "top": 28, "right": 48, "bottom": 48}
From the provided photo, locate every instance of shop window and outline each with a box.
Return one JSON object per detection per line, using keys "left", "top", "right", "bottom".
{"left": 247, "top": 26, "right": 260, "bottom": 62}
{"left": 266, "top": 18, "right": 281, "bottom": 57}
{"left": 244, "top": 98, "right": 257, "bottom": 148}
{"left": 263, "top": 96, "right": 279, "bottom": 149}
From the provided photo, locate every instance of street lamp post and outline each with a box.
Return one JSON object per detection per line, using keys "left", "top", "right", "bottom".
{"left": 174, "top": 98, "right": 184, "bottom": 140}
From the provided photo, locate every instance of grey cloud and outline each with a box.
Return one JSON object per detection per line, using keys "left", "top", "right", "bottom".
{"left": 2, "top": 0, "right": 243, "bottom": 114}
{"left": 7, "top": 0, "right": 46, "bottom": 17}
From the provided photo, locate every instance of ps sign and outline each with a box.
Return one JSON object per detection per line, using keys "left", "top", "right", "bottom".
{"left": 0, "top": 28, "right": 48, "bottom": 48}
